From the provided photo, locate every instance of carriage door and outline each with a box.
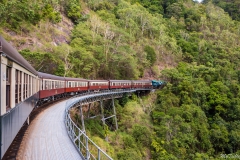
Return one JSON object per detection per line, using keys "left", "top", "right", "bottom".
{"left": 6, "top": 66, "right": 11, "bottom": 111}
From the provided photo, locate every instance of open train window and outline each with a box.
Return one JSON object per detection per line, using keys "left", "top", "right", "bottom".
{"left": 56, "top": 81, "right": 58, "bottom": 88}
{"left": 29, "top": 76, "right": 32, "bottom": 96}
{"left": 48, "top": 81, "right": 51, "bottom": 89}
{"left": 19, "top": 71, "right": 22, "bottom": 102}
{"left": 6, "top": 67, "right": 11, "bottom": 110}
{"left": 32, "top": 77, "right": 34, "bottom": 94}
{"left": 45, "top": 80, "right": 47, "bottom": 89}
{"left": 52, "top": 81, "right": 54, "bottom": 89}
{"left": 25, "top": 74, "right": 28, "bottom": 99}
{"left": 15, "top": 70, "right": 19, "bottom": 104}
{"left": 23, "top": 73, "right": 26, "bottom": 99}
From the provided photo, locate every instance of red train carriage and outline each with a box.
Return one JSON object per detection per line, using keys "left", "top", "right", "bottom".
{"left": 131, "top": 80, "right": 152, "bottom": 89}
{"left": 38, "top": 72, "right": 65, "bottom": 101}
{"left": 65, "top": 77, "right": 88, "bottom": 94}
{"left": 88, "top": 80, "right": 109, "bottom": 91}
{"left": 109, "top": 80, "right": 132, "bottom": 89}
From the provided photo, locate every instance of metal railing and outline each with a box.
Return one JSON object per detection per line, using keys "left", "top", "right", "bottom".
{"left": 64, "top": 89, "right": 138, "bottom": 159}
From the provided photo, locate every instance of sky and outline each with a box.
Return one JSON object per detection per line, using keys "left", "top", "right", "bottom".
{"left": 194, "top": 0, "right": 203, "bottom": 2}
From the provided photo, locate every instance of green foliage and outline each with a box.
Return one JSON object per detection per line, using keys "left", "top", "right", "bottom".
{"left": 144, "top": 45, "right": 156, "bottom": 66}
{"left": 85, "top": 119, "right": 105, "bottom": 138}
{"left": 119, "top": 93, "right": 129, "bottom": 106}
{"left": 0, "top": 0, "right": 62, "bottom": 29}
{"left": 116, "top": 148, "right": 142, "bottom": 160}
{"left": 20, "top": 49, "right": 64, "bottom": 75}
{"left": 203, "top": 0, "right": 240, "bottom": 21}
{"left": 42, "top": 4, "right": 61, "bottom": 23}
{"left": 65, "top": 0, "right": 81, "bottom": 23}
{"left": 3, "top": 0, "right": 240, "bottom": 158}
{"left": 132, "top": 125, "right": 151, "bottom": 146}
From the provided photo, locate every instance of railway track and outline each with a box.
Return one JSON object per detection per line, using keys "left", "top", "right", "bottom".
{"left": 2, "top": 97, "right": 69, "bottom": 160}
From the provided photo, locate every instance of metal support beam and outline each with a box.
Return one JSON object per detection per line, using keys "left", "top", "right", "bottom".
{"left": 104, "top": 115, "right": 116, "bottom": 120}
{"left": 100, "top": 99, "right": 108, "bottom": 141}
{"left": 100, "top": 99, "right": 105, "bottom": 126}
{"left": 112, "top": 97, "right": 118, "bottom": 130}
{"left": 79, "top": 104, "right": 85, "bottom": 133}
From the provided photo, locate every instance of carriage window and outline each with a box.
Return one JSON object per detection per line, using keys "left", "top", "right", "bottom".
{"left": 23, "top": 73, "right": 26, "bottom": 99}
{"left": 15, "top": 70, "right": 19, "bottom": 104}
{"left": 29, "top": 76, "right": 32, "bottom": 96}
{"left": 6, "top": 67, "right": 11, "bottom": 110}
{"left": 48, "top": 81, "right": 50, "bottom": 89}
{"left": 40, "top": 79, "right": 42, "bottom": 91}
{"left": 69, "top": 82, "right": 71, "bottom": 87}
{"left": 6, "top": 67, "right": 11, "bottom": 83}
{"left": 26, "top": 74, "right": 28, "bottom": 98}
{"left": 19, "top": 71, "right": 22, "bottom": 102}
{"left": 45, "top": 80, "right": 48, "bottom": 89}
{"left": 32, "top": 77, "right": 35, "bottom": 93}
{"left": 52, "top": 81, "right": 54, "bottom": 89}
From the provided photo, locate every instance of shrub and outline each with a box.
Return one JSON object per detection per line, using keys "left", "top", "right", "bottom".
{"left": 144, "top": 45, "right": 156, "bottom": 65}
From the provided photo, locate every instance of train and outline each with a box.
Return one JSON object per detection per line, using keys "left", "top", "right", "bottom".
{"left": 0, "top": 35, "right": 164, "bottom": 158}
{"left": 37, "top": 72, "right": 159, "bottom": 105}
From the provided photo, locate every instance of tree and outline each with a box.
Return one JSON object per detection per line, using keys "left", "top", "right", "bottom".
{"left": 144, "top": 45, "right": 156, "bottom": 65}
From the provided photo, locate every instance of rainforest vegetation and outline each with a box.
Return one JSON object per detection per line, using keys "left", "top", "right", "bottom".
{"left": 1, "top": 0, "right": 240, "bottom": 159}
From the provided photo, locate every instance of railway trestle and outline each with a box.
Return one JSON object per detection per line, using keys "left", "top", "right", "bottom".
{"left": 65, "top": 89, "right": 150, "bottom": 160}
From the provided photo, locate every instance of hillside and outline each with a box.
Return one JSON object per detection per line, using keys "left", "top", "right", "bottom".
{"left": 1, "top": 0, "right": 240, "bottom": 159}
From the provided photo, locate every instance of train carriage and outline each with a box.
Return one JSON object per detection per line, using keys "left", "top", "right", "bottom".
{"left": 65, "top": 77, "right": 88, "bottom": 94}
{"left": 131, "top": 80, "right": 152, "bottom": 89}
{"left": 109, "top": 80, "right": 132, "bottom": 89}
{"left": 38, "top": 72, "right": 65, "bottom": 101}
{"left": 0, "top": 36, "right": 39, "bottom": 158}
{"left": 88, "top": 80, "right": 109, "bottom": 91}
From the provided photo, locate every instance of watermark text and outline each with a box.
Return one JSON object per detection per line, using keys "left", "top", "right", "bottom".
{"left": 220, "top": 154, "right": 240, "bottom": 159}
